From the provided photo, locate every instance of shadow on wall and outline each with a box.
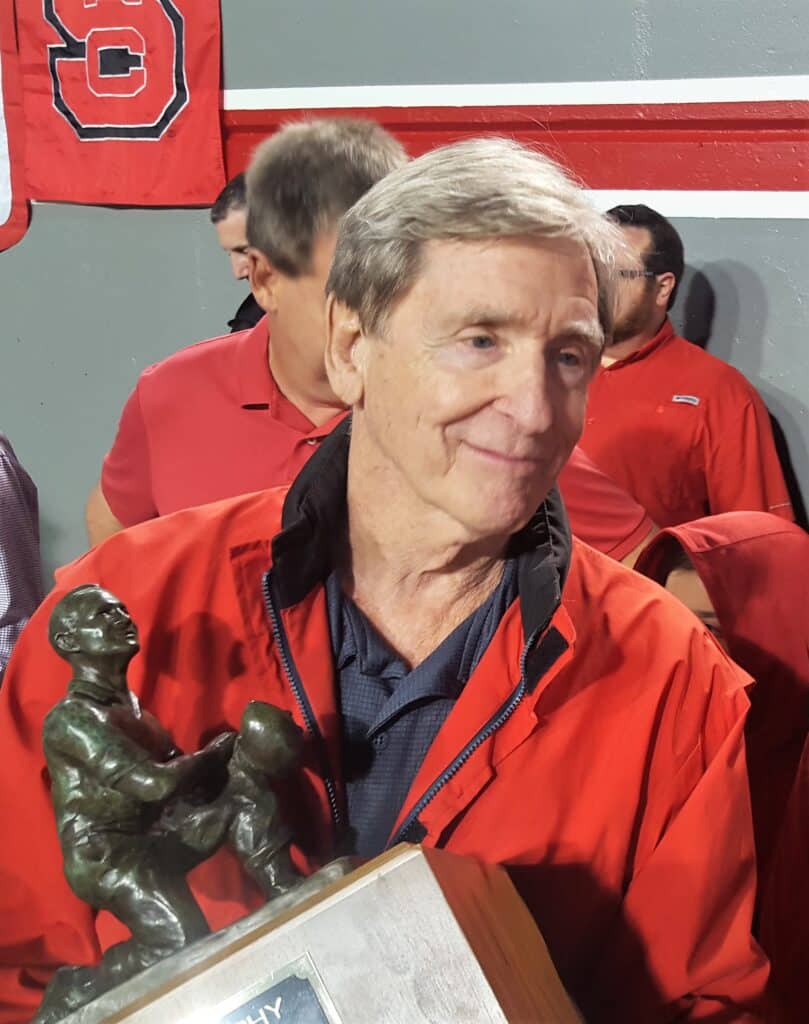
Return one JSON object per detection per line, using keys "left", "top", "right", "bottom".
{"left": 674, "top": 263, "right": 808, "bottom": 530}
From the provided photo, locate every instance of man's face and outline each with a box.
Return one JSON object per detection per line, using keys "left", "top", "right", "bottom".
{"left": 271, "top": 230, "right": 338, "bottom": 379}
{"left": 611, "top": 225, "right": 659, "bottom": 344}
{"left": 215, "top": 208, "right": 250, "bottom": 280}
{"left": 351, "top": 237, "right": 601, "bottom": 541}
{"left": 71, "top": 589, "right": 140, "bottom": 658}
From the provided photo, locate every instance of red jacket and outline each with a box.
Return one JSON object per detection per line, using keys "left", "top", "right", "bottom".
{"left": 0, "top": 429, "right": 767, "bottom": 1022}
{"left": 760, "top": 735, "right": 809, "bottom": 1024}
{"left": 635, "top": 513, "right": 809, "bottom": 883}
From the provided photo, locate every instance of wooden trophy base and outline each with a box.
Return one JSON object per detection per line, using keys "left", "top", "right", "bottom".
{"left": 62, "top": 844, "right": 581, "bottom": 1024}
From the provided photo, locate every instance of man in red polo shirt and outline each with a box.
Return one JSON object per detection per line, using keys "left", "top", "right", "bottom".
{"left": 578, "top": 204, "right": 793, "bottom": 527}
{"left": 84, "top": 119, "right": 406, "bottom": 546}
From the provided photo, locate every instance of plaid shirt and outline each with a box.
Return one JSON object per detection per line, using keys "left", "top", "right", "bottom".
{"left": 0, "top": 435, "right": 44, "bottom": 681}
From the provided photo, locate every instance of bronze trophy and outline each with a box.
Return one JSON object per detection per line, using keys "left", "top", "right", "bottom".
{"left": 35, "top": 584, "right": 580, "bottom": 1024}
{"left": 36, "top": 585, "right": 310, "bottom": 1023}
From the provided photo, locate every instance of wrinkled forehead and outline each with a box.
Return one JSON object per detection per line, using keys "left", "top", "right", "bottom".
{"left": 412, "top": 235, "right": 601, "bottom": 327}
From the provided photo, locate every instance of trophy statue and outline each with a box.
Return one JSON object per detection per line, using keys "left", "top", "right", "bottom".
{"left": 35, "top": 585, "right": 581, "bottom": 1024}
{"left": 34, "top": 585, "right": 306, "bottom": 1023}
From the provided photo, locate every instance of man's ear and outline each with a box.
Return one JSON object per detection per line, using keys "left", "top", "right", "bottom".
{"left": 655, "top": 271, "right": 676, "bottom": 310}
{"left": 52, "top": 632, "right": 79, "bottom": 655}
{"left": 247, "top": 249, "right": 279, "bottom": 315}
{"left": 325, "top": 295, "right": 366, "bottom": 407}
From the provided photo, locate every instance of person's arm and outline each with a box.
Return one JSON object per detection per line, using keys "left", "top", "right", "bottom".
{"left": 84, "top": 482, "right": 125, "bottom": 547}
{"left": 706, "top": 388, "right": 793, "bottom": 520}
{"left": 114, "top": 732, "right": 235, "bottom": 803}
{"left": 44, "top": 707, "right": 235, "bottom": 805}
{"left": 86, "top": 382, "right": 158, "bottom": 547}
{"left": 620, "top": 523, "right": 657, "bottom": 569}
{"left": 0, "top": 445, "right": 44, "bottom": 680}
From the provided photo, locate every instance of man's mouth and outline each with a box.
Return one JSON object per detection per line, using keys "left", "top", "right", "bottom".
{"left": 461, "top": 441, "right": 544, "bottom": 468}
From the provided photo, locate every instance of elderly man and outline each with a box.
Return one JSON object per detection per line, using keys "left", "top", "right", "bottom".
{"left": 0, "top": 140, "right": 766, "bottom": 1022}
{"left": 85, "top": 119, "right": 405, "bottom": 545}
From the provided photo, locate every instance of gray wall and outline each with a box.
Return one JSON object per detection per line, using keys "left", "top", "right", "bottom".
{"left": 2, "top": 0, "right": 808, "bottom": 577}
{"left": 221, "top": 0, "right": 809, "bottom": 85}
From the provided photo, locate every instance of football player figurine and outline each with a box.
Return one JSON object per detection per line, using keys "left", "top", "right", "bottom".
{"left": 34, "top": 584, "right": 235, "bottom": 1024}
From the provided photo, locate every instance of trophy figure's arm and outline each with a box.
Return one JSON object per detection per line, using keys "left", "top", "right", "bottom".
{"left": 114, "top": 732, "right": 236, "bottom": 804}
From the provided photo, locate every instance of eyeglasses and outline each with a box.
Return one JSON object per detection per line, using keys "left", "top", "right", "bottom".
{"left": 616, "top": 269, "right": 657, "bottom": 279}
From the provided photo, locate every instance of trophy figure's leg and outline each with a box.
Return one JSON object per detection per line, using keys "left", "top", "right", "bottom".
{"left": 34, "top": 848, "right": 210, "bottom": 1023}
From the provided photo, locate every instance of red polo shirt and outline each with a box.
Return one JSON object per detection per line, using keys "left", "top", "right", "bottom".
{"left": 558, "top": 446, "right": 654, "bottom": 560}
{"left": 101, "top": 318, "right": 346, "bottom": 525}
{"left": 579, "top": 319, "right": 793, "bottom": 527}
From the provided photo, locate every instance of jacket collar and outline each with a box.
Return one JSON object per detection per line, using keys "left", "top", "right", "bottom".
{"left": 272, "top": 417, "right": 573, "bottom": 643}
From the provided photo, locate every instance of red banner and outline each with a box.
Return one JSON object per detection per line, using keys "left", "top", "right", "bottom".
{"left": 19, "top": 0, "right": 225, "bottom": 205}
{"left": 0, "top": 0, "right": 27, "bottom": 249}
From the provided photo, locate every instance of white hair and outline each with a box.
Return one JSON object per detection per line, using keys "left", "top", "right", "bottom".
{"left": 327, "top": 136, "right": 627, "bottom": 341}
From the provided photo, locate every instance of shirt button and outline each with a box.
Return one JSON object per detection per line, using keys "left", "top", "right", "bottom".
{"left": 372, "top": 733, "right": 389, "bottom": 750}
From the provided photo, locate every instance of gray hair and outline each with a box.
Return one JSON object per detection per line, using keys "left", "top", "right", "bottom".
{"left": 246, "top": 118, "right": 407, "bottom": 277}
{"left": 327, "top": 137, "right": 627, "bottom": 341}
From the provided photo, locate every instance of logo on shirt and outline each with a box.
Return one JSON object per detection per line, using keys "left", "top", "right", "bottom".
{"left": 671, "top": 394, "right": 701, "bottom": 406}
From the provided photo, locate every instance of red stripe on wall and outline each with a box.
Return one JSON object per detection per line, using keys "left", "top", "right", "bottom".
{"left": 224, "top": 100, "right": 809, "bottom": 191}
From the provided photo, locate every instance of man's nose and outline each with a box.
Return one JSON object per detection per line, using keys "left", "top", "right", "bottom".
{"left": 499, "top": 362, "right": 556, "bottom": 434}
{"left": 231, "top": 253, "right": 249, "bottom": 280}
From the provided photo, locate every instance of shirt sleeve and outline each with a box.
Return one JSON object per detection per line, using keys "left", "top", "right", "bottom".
{"left": 558, "top": 447, "right": 655, "bottom": 560}
{"left": 0, "top": 448, "right": 44, "bottom": 681}
{"left": 705, "top": 388, "right": 794, "bottom": 521}
{"left": 100, "top": 381, "right": 159, "bottom": 527}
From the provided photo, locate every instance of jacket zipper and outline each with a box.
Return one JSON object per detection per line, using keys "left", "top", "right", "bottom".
{"left": 387, "top": 626, "right": 548, "bottom": 848}
{"left": 262, "top": 570, "right": 343, "bottom": 832}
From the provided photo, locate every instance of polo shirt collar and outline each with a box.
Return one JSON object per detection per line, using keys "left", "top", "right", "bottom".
{"left": 604, "top": 317, "right": 675, "bottom": 371}
{"left": 272, "top": 417, "right": 572, "bottom": 642}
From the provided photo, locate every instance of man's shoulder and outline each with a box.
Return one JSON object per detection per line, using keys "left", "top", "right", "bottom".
{"left": 58, "top": 488, "right": 289, "bottom": 591}
{"left": 136, "top": 325, "right": 261, "bottom": 389}
{"left": 565, "top": 538, "right": 749, "bottom": 696}
{"left": 666, "top": 334, "right": 759, "bottom": 396}
{"left": 43, "top": 696, "right": 98, "bottom": 740}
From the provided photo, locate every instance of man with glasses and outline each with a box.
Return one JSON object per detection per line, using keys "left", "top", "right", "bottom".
{"left": 579, "top": 204, "right": 792, "bottom": 527}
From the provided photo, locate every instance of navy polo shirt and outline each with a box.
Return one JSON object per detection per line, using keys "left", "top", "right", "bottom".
{"left": 325, "top": 561, "right": 518, "bottom": 858}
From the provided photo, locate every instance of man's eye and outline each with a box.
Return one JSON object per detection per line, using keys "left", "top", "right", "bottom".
{"left": 558, "top": 350, "right": 582, "bottom": 367}
{"left": 468, "top": 335, "right": 495, "bottom": 350}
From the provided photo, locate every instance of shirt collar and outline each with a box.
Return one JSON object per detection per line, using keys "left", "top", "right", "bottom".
{"left": 604, "top": 317, "right": 675, "bottom": 371}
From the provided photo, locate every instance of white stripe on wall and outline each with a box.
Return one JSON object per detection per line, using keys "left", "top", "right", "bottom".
{"left": 586, "top": 191, "right": 809, "bottom": 220}
{"left": 224, "top": 75, "right": 809, "bottom": 111}
{"left": 33, "top": 193, "right": 809, "bottom": 218}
